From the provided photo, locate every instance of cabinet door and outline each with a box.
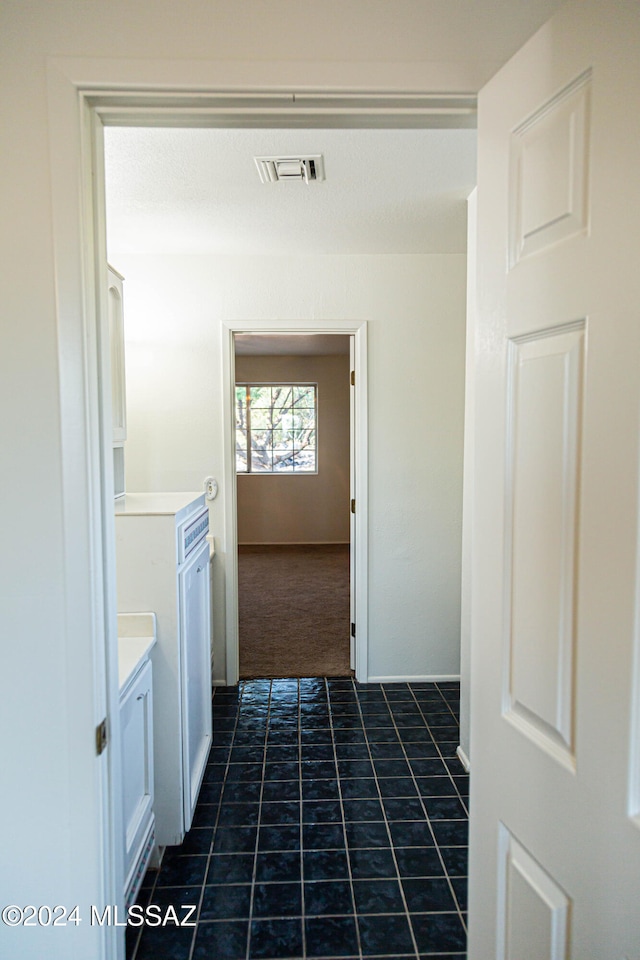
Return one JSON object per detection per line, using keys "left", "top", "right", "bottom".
{"left": 179, "top": 539, "right": 212, "bottom": 830}
{"left": 120, "top": 659, "right": 154, "bottom": 895}
{"left": 107, "top": 266, "right": 127, "bottom": 443}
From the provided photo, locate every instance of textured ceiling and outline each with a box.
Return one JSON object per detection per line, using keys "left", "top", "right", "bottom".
{"left": 235, "top": 334, "right": 350, "bottom": 356}
{"left": 104, "top": 126, "right": 477, "bottom": 257}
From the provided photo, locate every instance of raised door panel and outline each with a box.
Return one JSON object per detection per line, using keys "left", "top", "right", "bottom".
{"left": 120, "top": 660, "right": 154, "bottom": 895}
{"left": 180, "top": 539, "right": 212, "bottom": 830}
{"left": 504, "top": 323, "right": 584, "bottom": 767}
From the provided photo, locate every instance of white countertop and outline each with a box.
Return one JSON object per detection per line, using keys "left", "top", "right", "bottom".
{"left": 114, "top": 492, "right": 204, "bottom": 517}
{"left": 117, "top": 612, "right": 157, "bottom": 691}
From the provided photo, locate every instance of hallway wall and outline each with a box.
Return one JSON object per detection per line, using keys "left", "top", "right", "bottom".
{"left": 114, "top": 252, "right": 467, "bottom": 683}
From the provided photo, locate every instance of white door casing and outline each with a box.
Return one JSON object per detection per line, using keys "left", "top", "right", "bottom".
{"left": 221, "top": 319, "right": 369, "bottom": 685}
{"left": 468, "top": 2, "right": 640, "bottom": 958}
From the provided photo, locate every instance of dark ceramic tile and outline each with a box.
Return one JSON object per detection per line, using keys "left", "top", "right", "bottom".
{"left": 301, "top": 743, "right": 335, "bottom": 762}
{"left": 352, "top": 878, "right": 404, "bottom": 914}
{"left": 416, "top": 777, "right": 457, "bottom": 798}
{"left": 402, "top": 878, "right": 457, "bottom": 912}
{"left": 302, "top": 778, "right": 340, "bottom": 801}
{"left": 156, "top": 854, "right": 207, "bottom": 888}
{"left": 342, "top": 799, "right": 385, "bottom": 822}
{"left": 337, "top": 759, "right": 374, "bottom": 778}
{"left": 180, "top": 827, "right": 213, "bottom": 854}
{"left": 358, "top": 913, "right": 414, "bottom": 955}
{"left": 422, "top": 797, "right": 467, "bottom": 821}
{"left": 410, "top": 912, "right": 466, "bottom": 953}
{"left": 230, "top": 746, "right": 265, "bottom": 763}
{"left": 200, "top": 884, "right": 252, "bottom": 920}
{"left": 226, "top": 762, "right": 263, "bottom": 782}
{"left": 303, "top": 848, "right": 350, "bottom": 881}
{"left": 302, "top": 800, "right": 343, "bottom": 823}
{"left": 377, "top": 777, "right": 418, "bottom": 798}
{"left": 431, "top": 820, "right": 468, "bottom": 846}
{"left": 264, "top": 762, "right": 300, "bottom": 781}
{"left": 217, "top": 802, "right": 260, "bottom": 826}
{"left": 382, "top": 798, "right": 427, "bottom": 821}
{"left": 203, "top": 763, "right": 226, "bottom": 782}
{"left": 453, "top": 776, "right": 470, "bottom": 797}
{"left": 439, "top": 847, "right": 468, "bottom": 877}
{"left": 451, "top": 877, "right": 468, "bottom": 911}
{"left": 260, "top": 801, "right": 301, "bottom": 825}
{"left": 198, "top": 782, "right": 223, "bottom": 804}
{"left": 303, "top": 822, "right": 345, "bottom": 850}
{"left": 403, "top": 742, "right": 439, "bottom": 759}
{"left": 258, "top": 824, "right": 301, "bottom": 852}
{"left": 372, "top": 758, "right": 411, "bottom": 778}
{"left": 266, "top": 745, "right": 299, "bottom": 763}
{"left": 388, "top": 820, "right": 435, "bottom": 847}
{"left": 334, "top": 743, "right": 371, "bottom": 760}
{"left": 410, "top": 758, "right": 448, "bottom": 777}
{"left": 394, "top": 847, "right": 444, "bottom": 878}
{"left": 223, "top": 781, "right": 262, "bottom": 803}
{"left": 213, "top": 826, "right": 257, "bottom": 854}
{"left": 333, "top": 728, "right": 366, "bottom": 743}
{"left": 192, "top": 920, "right": 248, "bottom": 960}
{"left": 301, "top": 729, "right": 333, "bottom": 744}
{"left": 249, "top": 918, "right": 304, "bottom": 959}
{"left": 340, "top": 778, "right": 379, "bottom": 800}
{"left": 255, "top": 851, "right": 302, "bottom": 883}
{"left": 305, "top": 915, "right": 360, "bottom": 957}
{"left": 191, "top": 803, "right": 220, "bottom": 827}
{"left": 134, "top": 922, "right": 195, "bottom": 960}
{"left": 149, "top": 884, "right": 200, "bottom": 910}
{"left": 363, "top": 728, "right": 400, "bottom": 743}
{"left": 348, "top": 847, "right": 397, "bottom": 880}
{"left": 252, "top": 882, "right": 302, "bottom": 918}
{"left": 207, "top": 854, "right": 255, "bottom": 884}
{"left": 368, "top": 742, "right": 406, "bottom": 760}
{"left": 262, "top": 780, "right": 300, "bottom": 802}
{"left": 304, "top": 879, "right": 354, "bottom": 916}
{"left": 301, "top": 760, "right": 337, "bottom": 780}
{"left": 345, "top": 821, "right": 390, "bottom": 849}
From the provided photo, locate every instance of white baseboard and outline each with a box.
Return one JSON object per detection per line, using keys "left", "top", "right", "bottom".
{"left": 456, "top": 745, "right": 470, "bottom": 772}
{"left": 367, "top": 674, "right": 461, "bottom": 684}
{"left": 238, "top": 541, "right": 350, "bottom": 547}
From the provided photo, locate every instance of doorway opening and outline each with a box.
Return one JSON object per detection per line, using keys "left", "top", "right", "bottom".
{"left": 233, "top": 332, "right": 353, "bottom": 678}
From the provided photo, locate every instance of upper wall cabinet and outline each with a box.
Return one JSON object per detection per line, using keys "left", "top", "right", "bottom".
{"left": 108, "top": 266, "right": 127, "bottom": 444}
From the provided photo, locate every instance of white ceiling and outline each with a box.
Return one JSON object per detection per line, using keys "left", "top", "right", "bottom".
{"left": 104, "top": 126, "right": 477, "bottom": 257}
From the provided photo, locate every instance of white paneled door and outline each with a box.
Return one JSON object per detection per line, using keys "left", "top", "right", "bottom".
{"left": 469, "top": 2, "right": 640, "bottom": 958}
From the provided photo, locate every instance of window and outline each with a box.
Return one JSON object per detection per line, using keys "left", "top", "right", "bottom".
{"left": 235, "top": 383, "right": 317, "bottom": 474}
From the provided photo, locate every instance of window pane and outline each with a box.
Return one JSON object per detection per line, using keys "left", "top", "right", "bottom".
{"left": 250, "top": 385, "right": 271, "bottom": 408}
{"left": 293, "top": 385, "right": 315, "bottom": 406}
{"left": 236, "top": 382, "right": 317, "bottom": 474}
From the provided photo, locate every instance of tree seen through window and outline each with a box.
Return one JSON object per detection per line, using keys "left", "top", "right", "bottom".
{"left": 235, "top": 383, "right": 317, "bottom": 473}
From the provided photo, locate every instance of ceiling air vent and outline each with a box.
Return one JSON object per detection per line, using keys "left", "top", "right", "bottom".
{"left": 254, "top": 155, "right": 325, "bottom": 184}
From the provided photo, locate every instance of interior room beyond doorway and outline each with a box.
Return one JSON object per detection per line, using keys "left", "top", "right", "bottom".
{"left": 235, "top": 333, "right": 352, "bottom": 678}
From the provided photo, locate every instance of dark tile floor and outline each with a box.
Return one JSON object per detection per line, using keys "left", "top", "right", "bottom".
{"left": 127, "top": 678, "right": 468, "bottom": 960}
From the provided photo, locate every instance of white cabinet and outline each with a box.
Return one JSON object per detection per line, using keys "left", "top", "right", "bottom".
{"left": 115, "top": 493, "right": 212, "bottom": 848}
{"left": 120, "top": 658, "right": 154, "bottom": 908}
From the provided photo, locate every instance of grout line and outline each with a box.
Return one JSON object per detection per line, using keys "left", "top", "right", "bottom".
{"left": 328, "top": 677, "right": 364, "bottom": 960}
{"left": 244, "top": 679, "right": 272, "bottom": 960}
{"left": 298, "top": 679, "right": 307, "bottom": 960}
{"left": 350, "top": 680, "right": 421, "bottom": 960}
{"left": 405, "top": 684, "right": 468, "bottom": 933}
{"left": 184, "top": 681, "right": 243, "bottom": 960}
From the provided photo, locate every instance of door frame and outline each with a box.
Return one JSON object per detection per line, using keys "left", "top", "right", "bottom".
{"left": 47, "top": 60, "right": 476, "bottom": 958}
{"left": 222, "top": 319, "right": 368, "bottom": 685}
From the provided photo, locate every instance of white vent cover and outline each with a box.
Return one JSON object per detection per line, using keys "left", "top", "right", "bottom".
{"left": 254, "top": 155, "right": 325, "bottom": 184}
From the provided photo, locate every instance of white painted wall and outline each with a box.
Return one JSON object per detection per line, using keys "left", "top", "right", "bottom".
{"left": 113, "top": 252, "right": 466, "bottom": 683}
{"left": 234, "top": 353, "right": 351, "bottom": 545}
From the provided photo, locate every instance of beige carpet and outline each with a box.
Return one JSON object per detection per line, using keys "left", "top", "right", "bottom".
{"left": 238, "top": 544, "right": 351, "bottom": 678}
